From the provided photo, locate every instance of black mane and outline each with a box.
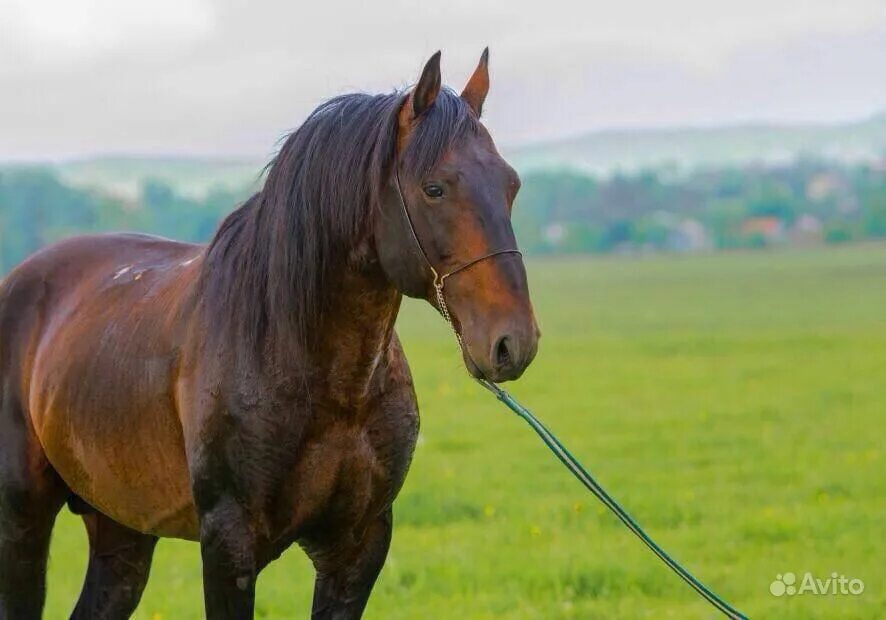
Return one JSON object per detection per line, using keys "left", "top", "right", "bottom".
{"left": 201, "top": 87, "right": 478, "bottom": 359}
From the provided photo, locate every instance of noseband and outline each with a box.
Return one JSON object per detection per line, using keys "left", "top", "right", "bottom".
{"left": 393, "top": 166, "right": 521, "bottom": 352}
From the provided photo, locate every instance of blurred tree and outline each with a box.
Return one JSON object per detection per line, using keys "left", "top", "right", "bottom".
{"left": 0, "top": 159, "right": 883, "bottom": 275}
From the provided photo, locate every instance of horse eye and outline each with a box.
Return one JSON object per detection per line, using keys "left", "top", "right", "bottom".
{"left": 423, "top": 184, "right": 444, "bottom": 199}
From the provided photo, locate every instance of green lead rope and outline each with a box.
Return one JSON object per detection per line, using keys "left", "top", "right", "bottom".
{"left": 475, "top": 378, "right": 748, "bottom": 620}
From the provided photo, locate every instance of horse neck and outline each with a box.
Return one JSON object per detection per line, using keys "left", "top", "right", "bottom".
{"left": 201, "top": 255, "right": 402, "bottom": 407}
{"left": 307, "top": 261, "right": 402, "bottom": 405}
{"left": 199, "top": 207, "right": 403, "bottom": 404}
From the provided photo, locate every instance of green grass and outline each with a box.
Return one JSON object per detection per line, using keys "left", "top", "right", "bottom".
{"left": 45, "top": 244, "right": 886, "bottom": 618}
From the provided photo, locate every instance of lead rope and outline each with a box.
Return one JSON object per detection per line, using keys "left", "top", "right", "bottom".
{"left": 393, "top": 167, "right": 747, "bottom": 619}
{"left": 435, "top": 288, "right": 746, "bottom": 619}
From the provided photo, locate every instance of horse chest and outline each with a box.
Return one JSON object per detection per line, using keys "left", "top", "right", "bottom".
{"left": 259, "top": 405, "right": 411, "bottom": 546}
{"left": 284, "top": 424, "right": 385, "bottom": 532}
{"left": 234, "top": 359, "right": 420, "bottom": 550}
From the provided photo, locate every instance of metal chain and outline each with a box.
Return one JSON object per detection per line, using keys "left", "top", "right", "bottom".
{"left": 434, "top": 278, "right": 466, "bottom": 356}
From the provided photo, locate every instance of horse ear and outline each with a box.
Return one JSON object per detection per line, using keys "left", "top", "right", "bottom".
{"left": 461, "top": 47, "right": 489, "bottom": 116}
{"left": 412, "top": 51, "right": 442, "bottom": 118}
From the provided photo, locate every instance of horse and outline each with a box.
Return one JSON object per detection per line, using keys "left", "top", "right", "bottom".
{"left": 0, "top": 49, "right": 539, "bottom": 619}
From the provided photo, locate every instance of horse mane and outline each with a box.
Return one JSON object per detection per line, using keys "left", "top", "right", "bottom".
{"left": 201, "top": 87, "right": 478, "bottom": 361}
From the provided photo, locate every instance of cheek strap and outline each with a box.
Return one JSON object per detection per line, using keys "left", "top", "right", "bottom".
{"left": 392, "top": 167, "right": 520, "bottom": 354}
{"left": 393, "top": 165, "right": 521, "bottom": 310}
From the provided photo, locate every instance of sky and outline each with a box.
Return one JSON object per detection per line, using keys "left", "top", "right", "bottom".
{"left": 1, "top": 0, "right": 885, "bottom": 161}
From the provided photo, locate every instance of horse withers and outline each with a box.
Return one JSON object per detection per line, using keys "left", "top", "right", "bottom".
{"left": 0, "top": 49, "right": 539, "bottom": 619}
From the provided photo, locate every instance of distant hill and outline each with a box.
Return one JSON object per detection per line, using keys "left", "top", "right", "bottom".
{"left": 54, "top": 156, "right": 265, "bottom": 199}
{"left": 12, "top": 114, "right": 883, "bottom": 199}
{"left": 507, "top": 113, "right": 886, "bottom": 176}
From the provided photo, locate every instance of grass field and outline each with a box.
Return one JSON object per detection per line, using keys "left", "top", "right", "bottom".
{"left": 44, "top": 244, "right": 885, "bottom": 618}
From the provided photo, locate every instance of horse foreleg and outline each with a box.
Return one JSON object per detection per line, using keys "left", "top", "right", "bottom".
{"left": 70, "top": 511, "right": 158, "bottom": 620}
{"left": 198, "top": 495, "right": 257, "bottom": 619}
{"left": 308, "top": 509, "right": 393, "bottom": 620}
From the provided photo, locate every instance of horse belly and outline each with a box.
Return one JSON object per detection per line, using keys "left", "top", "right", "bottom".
{"left": 29, "top": 327, "right": 199, "bottom": 539}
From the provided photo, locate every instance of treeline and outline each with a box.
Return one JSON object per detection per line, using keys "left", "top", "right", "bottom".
{"left": 0, "top": 159, "right": 884, "bottom": 274}
{"left": 0, "top": 169, "right": 249, "bottom": 273}
{"left": 514, "top": 160, "right": 886, "bottom": 254}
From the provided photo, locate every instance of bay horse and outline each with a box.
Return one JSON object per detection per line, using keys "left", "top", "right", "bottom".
{"left": 0, "top": 50, "right": 538, "bottom": 619}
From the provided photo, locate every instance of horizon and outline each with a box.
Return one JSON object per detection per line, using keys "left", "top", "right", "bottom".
{"left": 2, "top": 108, "right": 883, "bottom": 166}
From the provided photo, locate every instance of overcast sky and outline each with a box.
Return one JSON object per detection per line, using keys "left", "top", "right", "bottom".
{"left": 2, "top": 0, "right": 885, "bottom": 161}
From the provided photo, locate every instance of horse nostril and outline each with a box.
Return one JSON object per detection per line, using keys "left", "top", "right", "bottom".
{"left": 494, "top": 336, "right": 512, "bottom": 369}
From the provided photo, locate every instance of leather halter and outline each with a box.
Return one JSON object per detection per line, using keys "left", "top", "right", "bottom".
{"left": 392, "top": 166, "right": 522, "bottom": 327}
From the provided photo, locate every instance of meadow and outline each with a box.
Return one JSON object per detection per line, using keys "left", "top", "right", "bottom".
{"left": 44, "top": 243, "right": 885, "bottom": 618}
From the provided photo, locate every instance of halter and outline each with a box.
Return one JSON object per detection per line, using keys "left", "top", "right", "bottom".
{"left": 392, "top": 166, "right": 521, "bottom": 353}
